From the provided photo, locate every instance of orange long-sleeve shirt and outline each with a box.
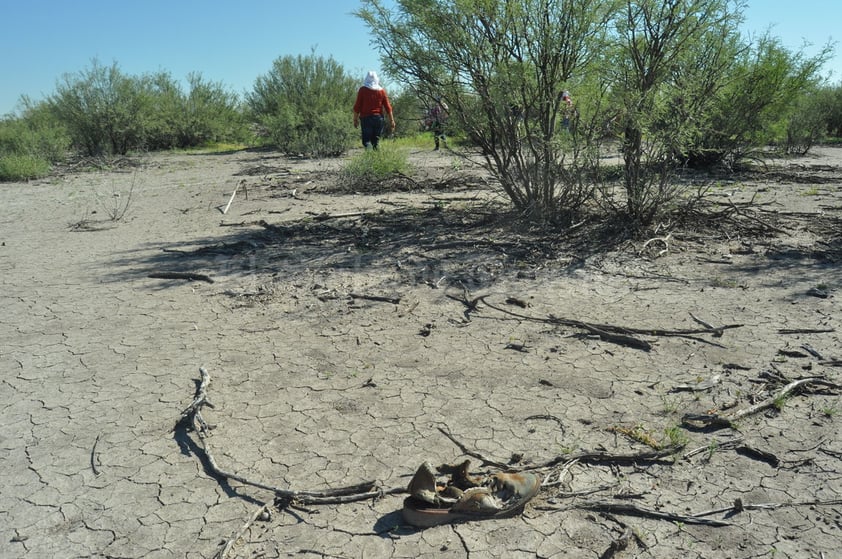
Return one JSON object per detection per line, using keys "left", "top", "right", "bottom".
{"left": 353, "top": 87, "right": 393, "bottom": 118}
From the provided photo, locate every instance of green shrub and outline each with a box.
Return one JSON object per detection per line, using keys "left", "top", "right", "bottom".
{"left": 687, "top": 35, "right": 830, "bottom": 167}
{"left": 248, "top": 52, "right": 357, "bottom": 157}
{"left": 264, "top": 104, "right": 353, "bottom": 157}
{"left": 48, "top": 60, "right": 152, "bottom": 155}
{"left": 0, "top": 154, "right": 51, "bottom": 181}
{"left": 47, "top": 60, "right": 247, "bottom": 155}
{"left": 146, "top": 72, "right": 247, "bottom": 150}
{"left": 0, "top": 107, "right": 69, "bottom": 162}
{"left": 825, "top": 83, "right": 842, "bottom": 138}
{"left": 340, "top": 144, "right": 410, "bottom": 189}
{"left": 0, "top": 103, "right": 69, "bottom": 181}
{"left": 783, "top": 89, "right": 829, "bottom": 154}
{"left": 388, "top": 88, "right": 425, "bottom": 138}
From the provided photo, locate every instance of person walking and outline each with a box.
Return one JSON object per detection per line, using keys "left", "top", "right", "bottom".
{"left": 561, "top": 90, "right": 577, "bottom": 131}
{"left": 428, "top": 99, "right": 449, "bottom": 150}
{"left": 353, "top": 71, "right": 395, "bottom": 150}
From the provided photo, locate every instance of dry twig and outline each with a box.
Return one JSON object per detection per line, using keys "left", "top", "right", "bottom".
{"left": 349, "top": 292, "right": 402, "bottom": 305}
{"left": 682, "top": 376, "right": 841, "bottom": 429}
{"left": 477, "top": 296, "right": 740, "bottom": 351}
{"left": 540, "top": 500, "right": 732, "bottom": 527}
{"left": 149, "top": 272, "right": 214, "bottom": 283}
{"left": 176, "top": 368, "right": 404, "bottom": 505}
{"left": 214, "top": 502, "right": 271, "bottom": 559}
{"left": 437, "top": 426, "right": 510, "bottom": 469}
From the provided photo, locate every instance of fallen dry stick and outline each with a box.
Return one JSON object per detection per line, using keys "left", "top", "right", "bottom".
{"left": 682, "top": 376, "right": 841, "bottom": 430}
{"left": 778, "top": 328, "right": 835, "bottom": 334}
{"left": 175, "top": 367, "right": 404, "bottom": 505}
{"left": 221, "top": 179, "right": 245, "bottom": 215}
{"left": 532, "top": 445, "right": 684, "bottom": 470}
{"left": 350, "top": 292, "right": 402, "bottom": 305}
{"left": 477, "top": 296, "right": 740, "bottom": 351}
{"left": 692, "top": 498, "right": 842, "bottom": 519}
{"left": 149, "top": 272, "right": 214, "bottom": 283}
{"left": 215, "top": 502, "right": 271, "bottom": 559}
{"left": 439, "top": 425, "right": 684, "bottom": 472}
{"left": 540, "top": 500, "right": 732, "bottom": 527}
{"left": 437, "top": 426, "right": 510, "bottom": 469}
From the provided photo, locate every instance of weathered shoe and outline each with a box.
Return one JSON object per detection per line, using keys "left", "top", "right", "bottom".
{"left": 402, "top": 461, "right": 541, "bottom": 527}
{"left": 406, "top": 461, "right": 459, "bottom": 506}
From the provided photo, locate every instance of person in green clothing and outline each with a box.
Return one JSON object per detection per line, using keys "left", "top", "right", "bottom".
{"left": 352, "top": 71, "right": 396, "bottom": 150}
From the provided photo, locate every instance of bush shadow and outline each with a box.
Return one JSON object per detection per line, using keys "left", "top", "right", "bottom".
{"left": 104, "top": 199, "right": 631, "bottom": 292}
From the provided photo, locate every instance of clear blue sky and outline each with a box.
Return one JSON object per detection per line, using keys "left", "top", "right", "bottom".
{"left": 1, "top": 0, "right": 840, "bottom": 117}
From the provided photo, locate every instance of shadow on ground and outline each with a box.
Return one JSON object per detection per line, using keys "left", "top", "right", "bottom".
{"left": 104, "top": 162, "right": 842, "bottom": 294}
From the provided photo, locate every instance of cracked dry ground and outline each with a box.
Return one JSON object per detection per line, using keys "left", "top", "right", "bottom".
{"left": 1, "top": 146, "right": 840, "bottom": 559}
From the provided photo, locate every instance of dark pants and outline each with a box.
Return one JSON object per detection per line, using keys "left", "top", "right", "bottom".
{"left": 360, "top": 115, "right": 385, "bottom": 149}
{"left": 432, "top": 120, "right": 446, "bottom": 149}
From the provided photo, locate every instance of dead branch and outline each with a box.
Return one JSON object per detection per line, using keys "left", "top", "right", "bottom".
{"left": 727, "top": 199, "right": 791, "bottom": 235}
{"left": 549, "top": 483, "right": 619, "bottom": 498}
{"left": 692, "top": 498, "right": 842, "bottom": 519}
{"left": 149, "top": 272, "right": 214, "bottom": 283}
{"left": 349, "top": 292, "right": 402, "bottom": 305}
{"left": 682, "top": 376, "right": 842, "bottom": 430}
{"left": 682, "top": 436, "right": 744, "bottom": 460}
{"left": 800, "top": 343, "right": 825, "bottom": 360}
{"left": 778, "top": 328, "right": 835, "bottom": 334}
{"left": 177, "top": 368, "right": 404, "bottom": 506}
{"left": 540, "top": 500, "right": 731, "bottom": 527}
{"left": 395, "top": 170, "right": 422, "bottom": 188}
{"left": 221, "top": 179, "right": 246, "bottom": 215}
{"left": 640, "top": 233, "right": 671, "bottom": 257}
{"left": 541, "top": 458, "right": 580, "bottom": 488}
{"left": 531, "top": 445, "right": 685, "bottom": 470}
{"left": 671, "top": 374, "right": 722, "bottom": 393}
{"left": 578, "top": 323, "right": 653, "bottom": 351}
{"left": 735, "top": 445, "right": 780, "bottom": 467}
{"left": 437, "top": 426, "right": 510, "bottom": 469}
{"left": 308, "top": 210, "right": 370, "bottom": 222}
{"left": 176, "top": 367, "right": 214, "bottom": 425}
{"left": 445, "top": 283, "right": 483, "bottom": 320}
{"left": 689, "top": 313, "right": 723, "bottom": 337}
{"left": 215, "top": 502, "right": 271, "bottom": 559}
{"left": 478, "top": 296, "right": 740, "bottom": 350}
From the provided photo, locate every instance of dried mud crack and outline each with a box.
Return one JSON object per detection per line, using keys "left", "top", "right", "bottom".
{"left": 0, "top": 147, "right": 840, "bottom": 558}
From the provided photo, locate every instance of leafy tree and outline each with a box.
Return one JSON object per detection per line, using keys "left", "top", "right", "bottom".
{"left": 822, "top": 82, "right": 842, "bottom": 138}
{"left": 46, "top": 60, "right": 247, "bottom": 155}
{"left": 690, "top": 34, "right": 831, "bottom": 166}
{"left": 358, "top": 0, "right": 616, "bottom": 222}
{"left": 388, "top": 87, "right": 426, "bottom": 138}
{"left": 180, "top": 73, "right": 246, "bottom": 147}
{"left": 783, "top": 83, "right": 830, "bottom": 154}
{"left": 608, "top": 0, "right": 743, "bottom": 224}
{"left": 247, "top": 52, "right": 357, "bottom": 156}
{"left": 48, "top": 60, "right": 153, "bottom": 155}
{"left": 0, "top": 99, "right": 69, "bottom": 162}
{"left": 146, "top": 72, "right": 246, "bottom": 150}
{"left": 144, "top": 71, "right": 186, "bottom": 150}
{"left": 0, "top": 99, "right": 70, "bottom": 180}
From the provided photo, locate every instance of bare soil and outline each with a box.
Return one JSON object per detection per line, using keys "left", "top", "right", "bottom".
{"left": 1, "top": 143, "right": 840, "bottom": 558}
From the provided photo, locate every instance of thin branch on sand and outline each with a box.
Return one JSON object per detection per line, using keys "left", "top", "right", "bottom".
{"left": 176, "top": 368, "right": 404, "bottom": 505}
